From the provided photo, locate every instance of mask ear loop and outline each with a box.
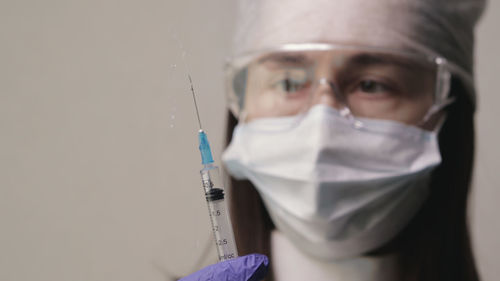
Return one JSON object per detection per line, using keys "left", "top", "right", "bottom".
{"left": 431, "top": 112, "right": 448, "bottom": 134}
{"left": 239, "top": 110, "right": 249, "bottom": 124}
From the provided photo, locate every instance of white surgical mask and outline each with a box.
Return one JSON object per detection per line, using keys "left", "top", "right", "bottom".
{"left": 222, "top": 105, "right": 442, "bottom": 260}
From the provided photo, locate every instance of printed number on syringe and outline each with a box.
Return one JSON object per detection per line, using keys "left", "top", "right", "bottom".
{"left": 217, "top": 239, "right": 228, "bottom": 246}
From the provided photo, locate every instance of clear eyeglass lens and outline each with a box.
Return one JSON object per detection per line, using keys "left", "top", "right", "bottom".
{"left": 233, "top": 49, "right": 438, "bottom": 127}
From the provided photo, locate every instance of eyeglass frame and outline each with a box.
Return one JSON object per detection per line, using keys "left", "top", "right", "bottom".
{"left": 225, "top": 43, "right": 474, "bottom": 129}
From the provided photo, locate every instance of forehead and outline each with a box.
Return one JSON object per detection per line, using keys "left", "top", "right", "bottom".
{"left": 232, "top": 0, "right": 417, "bottom": 58}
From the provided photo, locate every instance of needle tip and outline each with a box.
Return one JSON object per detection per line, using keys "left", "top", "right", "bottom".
{"left": 188, "top": 75, "right": 203, "bottom": 130}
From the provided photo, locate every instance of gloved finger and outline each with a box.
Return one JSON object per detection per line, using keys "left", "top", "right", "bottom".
{"left": 178, "top": 253, "right": 269, "bottom": 281}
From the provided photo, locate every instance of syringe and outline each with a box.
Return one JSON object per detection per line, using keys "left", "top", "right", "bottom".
{"left": 188, "top": 75, "right": 238, "bottom": 262}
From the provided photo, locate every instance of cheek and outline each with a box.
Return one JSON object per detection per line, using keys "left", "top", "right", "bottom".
{"left": 392, "top": 93, "right": 434, "bottom": 125}
{"left": 346, "top": 92, "right": 434, "bottom": 125}
{"left": 399, "top": 76, "right": 436, "bottom": 124}
{"left": 347, "top": 97, "right": 399, "bottom": 119}
{"left": 244, "top": 69, "right": 272, "bottom": 121}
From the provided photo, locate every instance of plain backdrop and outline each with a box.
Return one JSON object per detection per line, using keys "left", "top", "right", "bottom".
{"left": 0, "top": 1, "right": 498, "bottom": 280}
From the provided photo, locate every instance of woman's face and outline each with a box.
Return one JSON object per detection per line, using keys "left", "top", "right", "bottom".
{"left": 241, "top": 49, "right": 436, "bottom": 129}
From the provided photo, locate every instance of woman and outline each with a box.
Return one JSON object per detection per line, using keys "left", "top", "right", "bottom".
{"left": 182, "top": 0, "right": 485, "bottom": 280}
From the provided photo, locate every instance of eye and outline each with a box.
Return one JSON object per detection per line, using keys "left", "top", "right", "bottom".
{"left": 277, "top": 77, "right": 306, "bottom": 93}
{"left": 358, "top": 79, "right": 389, "bottom": 94}
{"left": 272, "top": 70, "right": 310, "bottom": 95}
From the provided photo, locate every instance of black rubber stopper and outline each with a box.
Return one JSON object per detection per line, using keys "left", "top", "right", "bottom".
{"left": 205, "top": 188, "right": 224, "bottom": 201}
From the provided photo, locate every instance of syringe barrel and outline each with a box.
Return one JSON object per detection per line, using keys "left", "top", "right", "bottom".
{"left": 201, "top": 164, "right": 222, "bottom": 193}
{"left": 206, "top": 194, "right": 238, "bottom": 261}
{"left": 200, "top": 165, "right": 238, "bottom": 262}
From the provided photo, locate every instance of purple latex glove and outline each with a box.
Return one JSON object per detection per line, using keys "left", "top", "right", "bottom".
{"left": 179, "top": 254, "right": 269, "bottom": 281}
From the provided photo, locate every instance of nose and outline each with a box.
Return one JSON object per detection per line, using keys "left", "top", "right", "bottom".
{"left": 311, "top": 78, "right": 342, "bottom": 109}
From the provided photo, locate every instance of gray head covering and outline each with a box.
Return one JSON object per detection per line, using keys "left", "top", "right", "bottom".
{"left": 232, "top": 0, "right": 485, "bottom": 104}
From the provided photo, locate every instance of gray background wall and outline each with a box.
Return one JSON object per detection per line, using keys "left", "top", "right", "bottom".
{"left": 0, "top": 1, "right": 498, "bottom": 280}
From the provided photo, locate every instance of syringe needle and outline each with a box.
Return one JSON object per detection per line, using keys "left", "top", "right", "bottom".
{"left": 188, "top": 74, "right": 203, "bottom": 130}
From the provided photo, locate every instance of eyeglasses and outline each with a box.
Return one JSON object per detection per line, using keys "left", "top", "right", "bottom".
{"left": 225, "top": 43, "right": 453, "bottom": 131}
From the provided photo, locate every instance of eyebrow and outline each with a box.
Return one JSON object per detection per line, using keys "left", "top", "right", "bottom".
{"left": 344, "top": 53, "right": 426, "bottom": 70}
{"left": 258, "top": 52, "right": 314, "bottom": 65}
{"left": 256, "top": 51, "right": 432, "bottom": 72}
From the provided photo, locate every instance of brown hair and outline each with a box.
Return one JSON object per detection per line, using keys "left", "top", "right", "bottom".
{"left": 225, "top": 77, "right": 479, "bottom": 281}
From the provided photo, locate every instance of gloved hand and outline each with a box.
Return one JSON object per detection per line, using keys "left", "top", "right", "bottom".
{"left": 179, "top": 254, "right": 269, "bottom": 281}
